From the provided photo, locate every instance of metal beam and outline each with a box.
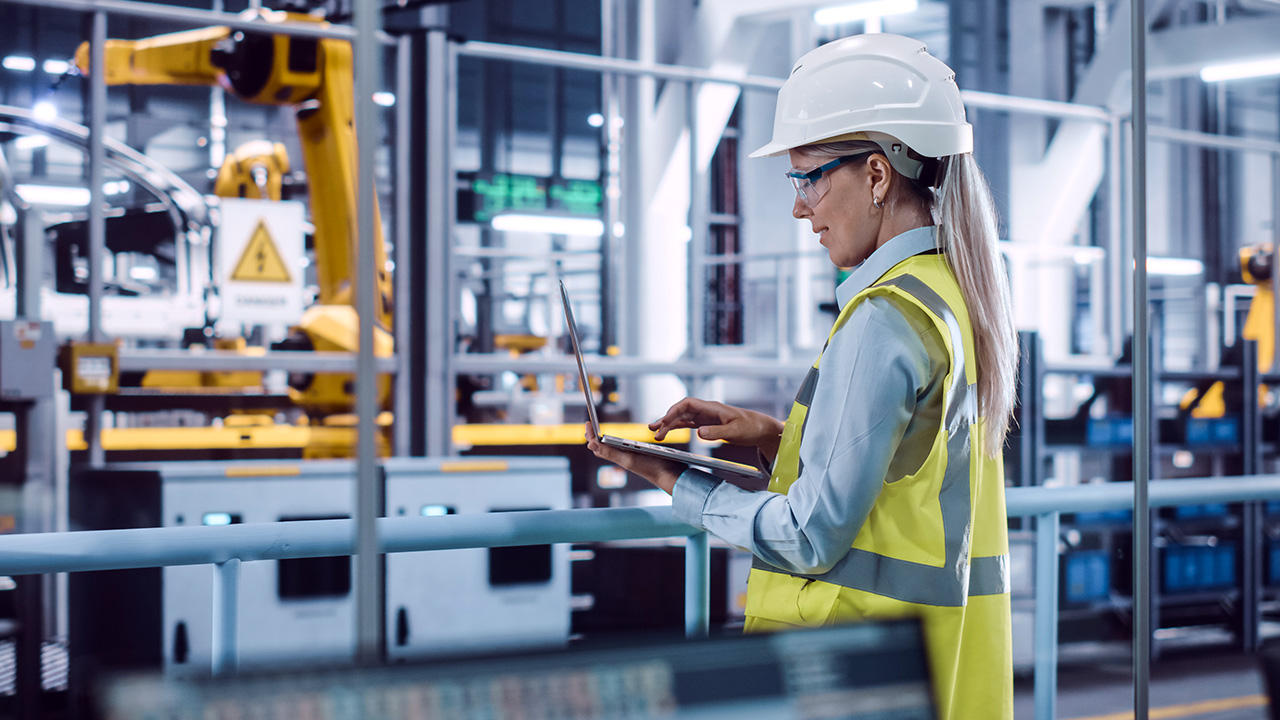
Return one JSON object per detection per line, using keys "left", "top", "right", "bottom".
{"left": 456, "top": 40, "right": 784, "bottom": 89}
{"left": 116, "top": 349, "right": 398, "bottom": 373}
{"left": 1131, "top": 0, "right": 1151, "bottom": 714}
{"left": 353, "top": 0, "right": 382, "bottom": 665}
{"left": 0, "top": 507, "right": 699, "bottom": 575}
{"left": 0, "top": 0, "right": 394, "bottom": 42}
{"left": 452, "top": 353, "right": 809, "bottom": 379}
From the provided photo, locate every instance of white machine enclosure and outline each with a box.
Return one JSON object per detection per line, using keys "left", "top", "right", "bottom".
{"left": 162, "top": 461, "right": 359, "bottom": 675}
{"left": 383, "top": 457, "right": 572, "bottom": 660}
{"left": 157, "top": 457, "right": 571, "bottom": 674}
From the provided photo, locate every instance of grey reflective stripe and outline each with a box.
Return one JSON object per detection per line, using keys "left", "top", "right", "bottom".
{"left": 875, "top": 275, "right": 976, "bottom": 435}
{"left": 969, "top": 553, "right": 1011, "bottom": 596}
{"left": 795, "top": 365, "right": 819, "bottom": 406}
{"left": 750, "top": 550, "right": 1011, "bottom": 603}
{"left": 754, "top": 272, "right": 1003, "bottom": 607}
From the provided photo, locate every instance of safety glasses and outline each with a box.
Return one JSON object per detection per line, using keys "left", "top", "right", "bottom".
{"left": 786, "top": 151, "right": 873, "bottom": 208}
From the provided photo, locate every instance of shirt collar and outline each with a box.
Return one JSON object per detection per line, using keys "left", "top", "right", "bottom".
{"left": 835, "top": 225, "right": 939, "bottom": 308}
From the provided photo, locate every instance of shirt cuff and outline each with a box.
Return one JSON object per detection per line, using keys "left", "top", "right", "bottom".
{"left": 671, "top": 469, "right": 720, "bottom": 528}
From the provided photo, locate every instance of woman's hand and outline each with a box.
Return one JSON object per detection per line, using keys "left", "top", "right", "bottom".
{"left": 649, "top": 398, "right": 785, "bottom": 462}
{"left": 584, "top": 423, "right": 684, "bottom": 494}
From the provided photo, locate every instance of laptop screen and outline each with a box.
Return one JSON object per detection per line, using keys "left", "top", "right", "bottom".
{"left": 559, "top": 281, "right": 603, "bottom": 438}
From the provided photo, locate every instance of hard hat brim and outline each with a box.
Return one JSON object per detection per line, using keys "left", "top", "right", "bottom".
{"left": 747, "top": 140, "right": 790, "bottom": 159}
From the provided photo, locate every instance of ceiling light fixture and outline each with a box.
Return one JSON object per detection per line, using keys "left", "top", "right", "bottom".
{"left": 491, "top": 213, "right": 604, "bottom": 237}
{"left": 14, "top": 134, "right": 49, "bottom": 150}
{"left": 813, "top": 0, "right": 918, "bottom": 26}
{"left": 42, "top": 59, "right": 70, "bottom": 75}
{"left": 372, "top": 91, "right": 395, "bottom": 107}
{"left": 32, "top": 101, "right": 57, "bottom": 121}
{"left": 2, "top": 55, "right": 35, "bottom": 72}
{"left": 15, "top": 184, "right": 91, "bottom": 206}
{"left": 1201, "top": 55, "right": 1280, "bottom": 83}
{"left": 1145, "top": 257, "right": 1204, "bottom": 276}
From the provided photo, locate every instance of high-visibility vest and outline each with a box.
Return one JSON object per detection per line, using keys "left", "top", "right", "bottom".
{"left": 744, "top": 251, "right": 1012, "bottom": 720}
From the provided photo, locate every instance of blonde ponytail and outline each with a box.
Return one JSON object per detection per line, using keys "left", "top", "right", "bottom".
{"left": 934, "top": 154, "right": 1017, "bottom": 458}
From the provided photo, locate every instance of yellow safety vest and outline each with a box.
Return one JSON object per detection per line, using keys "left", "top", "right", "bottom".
{"left": 744, "top": 252, "right": 1012, "bottom": 720}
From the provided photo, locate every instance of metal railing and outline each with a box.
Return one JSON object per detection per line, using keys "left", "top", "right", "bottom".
{"left": 0, "top": 507, "right": 710, "bottom": 675}
{"left": 2, "top": 475, "right": 1280, "bottom": 718}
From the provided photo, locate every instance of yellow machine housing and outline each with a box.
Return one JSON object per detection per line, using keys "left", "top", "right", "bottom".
{"left": 1180, "top": 243, "right": 1274, "bottom": 418}
{"left": 215, "top": 140, "right": 290, "bottom": 200}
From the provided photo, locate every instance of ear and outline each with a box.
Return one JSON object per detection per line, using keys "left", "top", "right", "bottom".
{"left": 865, "top": 153, "right": 894, "bottom": 201}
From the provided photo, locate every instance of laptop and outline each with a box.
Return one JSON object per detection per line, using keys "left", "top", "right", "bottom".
{"left": 560, "top": 281, "right": 769, "bottom": 482}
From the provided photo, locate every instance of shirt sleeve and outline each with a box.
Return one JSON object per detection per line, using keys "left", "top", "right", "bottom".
{"left": 670, "top": 294, "right": 937, "bottom": 575}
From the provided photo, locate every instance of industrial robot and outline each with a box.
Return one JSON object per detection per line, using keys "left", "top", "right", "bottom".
{"left": 74, "top": 6, "right": 395, "bottom": 451}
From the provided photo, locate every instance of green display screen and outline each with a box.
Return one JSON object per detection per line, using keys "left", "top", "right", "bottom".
{"left": 461, "top": 172, "right": 601, "bottom": 223}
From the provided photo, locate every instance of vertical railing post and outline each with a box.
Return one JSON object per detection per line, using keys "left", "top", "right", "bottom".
{"left": 1130, "top": 0, "right": 1152, "bottom": 715}
{"left": 1034, "top": 511, "right": 1060, "bottom": 720}
{"left": 684, "top": 532, "right": 710, "bottom": 637}
{"left": 211, "top": 558, "right": 240, "bottom": 676}
{"left": 686, "top": 80, "right": 706, "bottom": 365}
{"left": 85, "top": 10, "right": 107, "bottom": 467}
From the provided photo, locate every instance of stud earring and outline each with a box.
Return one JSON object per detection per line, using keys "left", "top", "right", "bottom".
{"left": 872, "top": 196, "right": 883, "bottom": 209}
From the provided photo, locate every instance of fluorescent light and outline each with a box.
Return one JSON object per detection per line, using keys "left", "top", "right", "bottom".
{"left": 2, "top": 55, "right": 35, "bottom": 72}
{"left": 1146, "top": 257, "right": 1203, "bottom": 276}
{"left": 1201, "top": 56, "right": 1280, "bottom": 83}
{"left": 14, "top": 134, "right": 49, "bottom": 150}
{"left": 491, "top": 213, "right": 604, "bottom": 237}
{"left": 42, "top": 59, "right": 69, "bottom": 75}
{"left": 813, "top": 0, "right": 917, "bottom": 26}
{"left": 420, "top": 505, "right": 454, "bottom": 517}
{"left": 587, "top": 112, "right": 604, "bottom": 128}
{"left": 32, "top": 101, "right": 56, "bottom": 121}
{"left": 15, "top": 184, "right": 90, "bottom": 206}
{"left": 201, "top": 512, "right": 234, "bottom": 526}
{"left": 129, "top": 265, "right": 158, "bottom": 281}
{"left": 104, "top": 180, "right": 131, "bottom": 195}
{"left": 372, "top": 91, "right": 395, "bottom": 107}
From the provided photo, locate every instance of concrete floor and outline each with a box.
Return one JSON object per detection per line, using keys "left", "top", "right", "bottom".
{"left": 1014, "top": 641, "right": 1269, "bottom": 720}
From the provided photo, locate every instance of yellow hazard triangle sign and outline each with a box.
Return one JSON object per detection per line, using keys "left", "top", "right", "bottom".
{"left": 231, "top": 219, "right": 293, "bottom": 283}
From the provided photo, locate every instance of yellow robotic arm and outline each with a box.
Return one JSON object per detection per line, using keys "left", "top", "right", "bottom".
{"left": 76, "top": 9, "right": 394, "bottom": 416}
{"left": 215, "top": 140, "right": 290, "bottom": 200}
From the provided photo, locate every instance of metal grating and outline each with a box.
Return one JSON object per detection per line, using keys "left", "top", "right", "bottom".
{"left": 42, "top": 641, "right": 68, "bottom": 692}
{"left": 0, "top": 640, "right": 13, "bottom": 696}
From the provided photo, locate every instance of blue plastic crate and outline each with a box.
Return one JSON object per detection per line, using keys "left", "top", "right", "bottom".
{"left": 1074, "top": 509, "right": 1132, "bottom": 525}
{"left": 1174, "top": 503, "right": 1229, "bottom": 520}
{"left": 1063, "top": 551, "right": 1110, "bottom": 604}
{"left": 1213, "top": 545, "right": 1237, "bottom": 588}
{"left": 1087, "top": 416, "right": 1133, "bottom": 447}
{"left": 1185, "top": 417, "right": 1240, "bottom": 446}
{"left": 1164, "top": 544, "right": 1237, "bottom": 593}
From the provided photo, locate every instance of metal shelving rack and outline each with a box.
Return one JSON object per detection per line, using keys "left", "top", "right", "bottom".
{"left": 1014, "top": 331, "right": 1273, "bottom": 658}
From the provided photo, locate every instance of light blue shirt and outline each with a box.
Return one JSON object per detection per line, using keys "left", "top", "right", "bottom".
{"left": 671, "top": 225, "right": 949, "bottom": 574}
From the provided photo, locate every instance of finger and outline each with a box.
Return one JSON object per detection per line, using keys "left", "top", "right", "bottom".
{"left": 652, "top": 397, "right": 701, "bottom": 428}
{"left": 697, "top": 423, "right": 731, "bottom": 441}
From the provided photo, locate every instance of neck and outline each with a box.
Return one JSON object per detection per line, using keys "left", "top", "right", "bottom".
{"left": 874, "top": 208, "right": 934, "bottom": 251}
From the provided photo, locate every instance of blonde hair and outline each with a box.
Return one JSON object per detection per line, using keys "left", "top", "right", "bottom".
{"left": 799, "top": 140, "right": 1017, "bottom": 458}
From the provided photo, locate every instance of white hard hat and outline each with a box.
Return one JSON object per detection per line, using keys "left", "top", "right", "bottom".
{"left": 749, "top": 33, "right": 972, "bottom": 173}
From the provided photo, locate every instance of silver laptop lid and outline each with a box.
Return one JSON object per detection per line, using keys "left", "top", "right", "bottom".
{"left": 559, "top": 281, "right": 603, "bottom": 439}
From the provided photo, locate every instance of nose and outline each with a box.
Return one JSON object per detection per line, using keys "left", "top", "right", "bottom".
{"left": 792, "top": 193, "right": 809, "bottom": 219}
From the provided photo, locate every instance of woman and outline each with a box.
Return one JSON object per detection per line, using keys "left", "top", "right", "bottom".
{"left": 586, "top": 33, "right": 1016, "bottom": 719}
